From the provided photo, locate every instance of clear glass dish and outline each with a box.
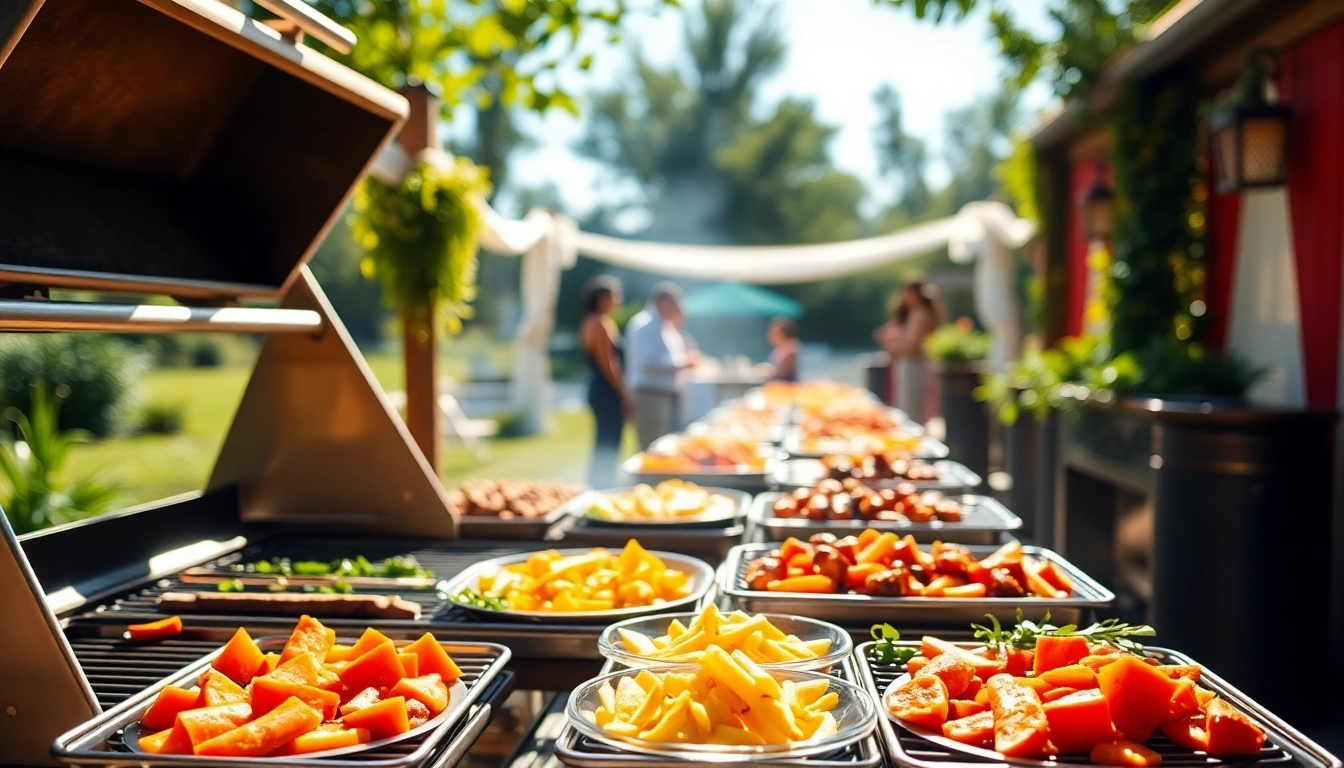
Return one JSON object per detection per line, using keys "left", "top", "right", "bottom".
{"left": 566, "top": 663, "right": 877, "bottom": 759}
{"left": 598, "top": 612, "right": 853, "bottom": 672}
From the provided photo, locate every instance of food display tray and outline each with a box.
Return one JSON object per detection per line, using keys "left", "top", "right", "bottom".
{"left": 622, "top": 436, "right": 778, "bottom": 492}
{"left": 770, "top": 458, "right": 982, "bottom": 493}
{"left": 550, "top": 656, "right": 883, "bottom": 768}
{"left": 52, "top": 637, "right": 512, "bottom": 768}
{"left": 686, "top": 417, "right": 787, "bottom": 445}
{"left": 780, "top": 429, "right": 949, "bottom": 460}
{"left": 852, "top": 641, "right": 1342, "bottom": 768}
{"left": 546, "top": 517, "right": 747, "bottom": 565}
{"left": 720, "top": 543, "right": 1113, "bottom": 627}
{"left": 748, "top": 492, "right": 1020, "bottom": 546}
{"left": 457, "top": 503, "right": 574, "bottom": 540}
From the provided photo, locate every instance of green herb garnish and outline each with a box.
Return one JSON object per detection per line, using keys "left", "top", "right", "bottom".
{"left": 453, "top": 589, "right": 509, "bottom": 611}
{"left": 217, "top": 579, "right": 245, "bottom": 593}
{"left": 315, "top": 580, "right": 355, "bottom": 595}
{"left": 229, "top": 556, "right": 434, "bottom": 581}
{"left": 972, "top": 610, "right": 1155, "bottom": 654}
{"left": 870, "top": 623, "right": 918, "bottom": 665}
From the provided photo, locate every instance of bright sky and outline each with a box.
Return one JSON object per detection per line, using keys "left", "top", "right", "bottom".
{"left": 479, "top": 0, "right": 1056, "bottom": 219}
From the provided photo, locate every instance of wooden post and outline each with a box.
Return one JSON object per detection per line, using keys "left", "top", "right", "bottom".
{"left": 398, "top": 81, "right": 441, "bottom": 470}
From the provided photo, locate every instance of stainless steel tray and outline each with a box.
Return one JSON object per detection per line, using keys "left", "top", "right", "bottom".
{"left": 769, "top": 458, "right": 982, "bottom": 493}
{"left": 546, "top": 489, "right": 751, "bottom": 564}
{"left": 780, "top": 429, "right": 948, "bottom": 460}
{"left": 552, "top": 656, "right": 883, "bottom": 768}
{"left": 622, "top": 444, "right": 777, "bottom": 492}
{"left": 439, "top": 548, "right": 717, "bottom": 624}
{"left": 560, "top": 488, "right": 750, "bottom": 528}
{"left": 457, "top": 502, "right": 573, "bottom": 540}
{"left": 852, "top": 641, "right": 1342, "bottom": 768}
{"left": 748, "top": 492, "right": 1020, "bottom": 546}
{"left": 52, "top": 637, "right": 511, "bottom": 768}
{"left": 686, "top": 417, "right": 787, "bottom": 445}
{"left": 720, "top": 543, "right": 1113, "bottom": 626}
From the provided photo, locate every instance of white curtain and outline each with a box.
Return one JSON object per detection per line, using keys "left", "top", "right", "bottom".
{"left": 368, "top": 146, "right": 1035, "bottom": 432}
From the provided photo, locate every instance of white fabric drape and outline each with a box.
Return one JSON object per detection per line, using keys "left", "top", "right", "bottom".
{"left": 367, "top": 146, "right": 1035, "bottom": 433}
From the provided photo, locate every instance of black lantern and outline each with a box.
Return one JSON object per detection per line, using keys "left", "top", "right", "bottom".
{"left": 1080, "top": 169, "right": 1115, "bottom": 242}
{"left": 1209, "top": 49, "right": 1291, "bottom": 193}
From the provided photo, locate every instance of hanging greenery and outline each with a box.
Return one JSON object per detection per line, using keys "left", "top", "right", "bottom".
{"left": 351, "top": 158, "right": 493, "bottom": 335}
{"left": 1108, "top": 72, "right": 1206, "bottom": 353}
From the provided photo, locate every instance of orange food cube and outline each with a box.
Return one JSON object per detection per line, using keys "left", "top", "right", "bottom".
{"left": 341, "top": 696, "right": 411, "bottom": 740}
{"left": 199, "top": 670, "right": 249, "bottom": 707}
{"left": 1042, "top": 689, "right": 1119, "bottom": 754}
{"left": 948, "top": 699, "right": 988, "bottom": 719}
{"left": 1097, "top": 656, "right": 1182, "bottom": 743}
{"left": 339, "top": 641, "right": 404, "bottom": 692}
{"left": 194, "top": 696, "right": 323, "bottom": 756}
{"left": 1039, "top": 664, "right": 1098, "bottom": 690}
{"left": 986, "top": 674, "right": 1056, "bottom": 758}
{"left": 176, "top": 702, "right": 253, "bottom": 747}
{"left": 348, "top": 627, "right": 396, "bottom": 660}
{"left": 1160, "top": 713, "right": 1209, "bottom": 752}
{"left": 280, "top": 615, "right": 337, "bottom": 664}
{"left": 916, "top": 653, "right": 976, "bottom": 698}
{"left": 1205, "top": 699, "right": 1266, "bottom": 756}
{"left": 340, "top": 687, "right": 382, "bottom": 716}
{"left": 941, "top": 710, "right": 993, "bottom": 748}
{"left": 325, "top": 644, "right": 358, "bottom": 664}
{"left": 275, "top": 727, "right": 371, "bottom": 755}
{"left": 397, "top": 652, "right": 419, "bottom": 678}
{"left": 886, "top": 675, "right": 948, "bottom": 730}
{"left": 251, "top": 676, "right": 341, "bottom": 721}
{"left": 404, "top": 634, "right": 462, "bottom": 684}
{"left": 265, "top": 652, "right": 341, "bottom": 691}
{"left": 211, "top": 627, "right": 267, "bottom": 685}
{"left": 127, "top": 616, "right": 183, "bottom": 642}
{"left": 1032, "top": 635, "right": 1090, "bottom": 676}
{"left": 141, "top": 685, "right": 200, "bottom": 730}
{"left": 390, "top": 674, "right": 450, "bottom": 715}
{"left": 137, "top": 725, "right": 194, "bottom": 755}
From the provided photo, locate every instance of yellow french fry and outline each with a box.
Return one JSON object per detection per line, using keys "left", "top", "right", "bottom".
{"left": 630, "top": 678, "right": 665, "bottom": 729}
{"left": 700, "top": 646, "right": 760, "bottom": 704}
{"left": 615, "top": 676, "right": 644, "bottom": 721}
{"left": 598, "top": 681, "right": 616, "bottom": 712}
{"left": 689, "top": 701, "right": 711, "bottom": 737}
{"left": 634, "top": 669, "right": 660, "bottom": 693}
{"left": 639, "top": 691, "right": 690, "bottom": 741}
{"left": 710, "top": 724, "right": 766, "bottom": 746}
{"left": 792, "top": 678, "right": 830, "bottom": 707}
{"left": 730, "top": 649, "right": 782, "bottom": 699}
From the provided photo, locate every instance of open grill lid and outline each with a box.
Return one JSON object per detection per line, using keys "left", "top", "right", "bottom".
{"left": 0, "top": 0, "right": 407, "bottom": 299}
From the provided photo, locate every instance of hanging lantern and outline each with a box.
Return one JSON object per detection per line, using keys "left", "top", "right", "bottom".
{"left": 1209, "top": 49, "right": 1290, "bottom": 193}
{"left": 1080, "top": 174, "right": 1115, "bottom": 243}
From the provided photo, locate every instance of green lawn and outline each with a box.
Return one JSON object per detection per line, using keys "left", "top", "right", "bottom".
{"left": 61, "top": 356, "right": 619, "bottom": 510}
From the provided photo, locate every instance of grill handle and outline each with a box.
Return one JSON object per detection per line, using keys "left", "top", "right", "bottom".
{"left": 0, "top": 300, "right": 323, "bottom": 335}
{"left": 253, "top": 0, "right": 356, "bottom": 55}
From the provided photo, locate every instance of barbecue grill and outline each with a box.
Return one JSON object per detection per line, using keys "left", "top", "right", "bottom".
{"left": 0, "top": 1, "right": 607, "bottom": 764}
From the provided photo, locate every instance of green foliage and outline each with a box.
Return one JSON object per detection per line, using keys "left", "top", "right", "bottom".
{"left": 941, "top": 86, "right": 1019, "bottom": 210}
{"left": 975, "top": 336, "right": 1140, "bottom": 424}
{"left": 997, "top": 135, "right": 1039, "bottom": 224}
{"left": 306, "top": 0, "right": 679, "bottom": 118}
{"left": 137, "top": 401, "right": 186, "bottom": 435}
{"left": 189, "top": 340, "right": 222, "bottom": 368}
{"left": 1132, "top": 340, "right": 1263, "bottom": 399}
{"left": 0, "top": 386, "right": 121, "bottom": 535}
{"left": 1110, "top": 74, "right": 1206, "bottom": 354}
{"left": 873, "top": 85, "right": 930, "bottom": 220}
{"left": 0, "top": 335, "right": 142, "bottom": 437}
{"left": 924, "top": 323, "right": 990, "bottom": 363}
{"left": 351, "top": 158, "right": 492, "bottom": 332}
{"left": 872, "top": 0, "right": 975, "bottom": 22}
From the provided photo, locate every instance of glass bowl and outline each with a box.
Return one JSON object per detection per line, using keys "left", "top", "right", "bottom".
{"left": 597, "top": 612, "right": 853, "bottom": 672}
{"left": 566, "top": 664, "right": 877, "bottom": 759}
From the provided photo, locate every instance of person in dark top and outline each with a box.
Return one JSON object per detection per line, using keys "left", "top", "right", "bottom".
{"left": 766, "top": 317, "right": 800, "bottom": 382}
{"left": 579, "top": 276, "right": 630, "bottom": 488}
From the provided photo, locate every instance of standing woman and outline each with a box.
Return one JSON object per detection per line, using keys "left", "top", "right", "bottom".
{"left": 879, "top": 281, "right": 941, "bottom": 423}
{"left": 580, "top": 276, "right": 631, "bottom": 488}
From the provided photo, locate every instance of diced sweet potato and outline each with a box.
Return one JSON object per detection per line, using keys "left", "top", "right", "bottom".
{"left": 916, "top": 653, "right": 976, "bottom": 698}
{"left": 1042, "top": 689, "right": 1118, "bottom": 754}
{"left": 211, "top": 628, "right": 266, "bottom": 685}
{"left": 127, "top": 616, "right": 184, "bottom": 642}
{"left": 138, "top": 725, "right": 194, "bottom": 755}
{"left": 176, "top": 702, "right": 253, "bottom": 747}
{"left": 1090, "top": 740, "right": 1163, "bottom": 766}
{"left": 886, "top": 675, "right": 949, "bottom": 730}
{"left": 348, "top": 627, "right": 396, "bottom": 660}
{"left": 1166, "top": 679, "right": 1200, "bottom": 721}
{"left": 986, "top": 674, "right": 1056, "bottom": 758}
{"left": 1156, "top": 664, "right": 1201, "bottom": 683}
{"left": 340, "top": 687, "right": 383, "bottom": 715}
{"left": 1012, "top": 676, "right": 1054, "bottom": 695}
{"left": 942, "top": 710, "right": 994, "bottom": 747}
{"left": 1041, "top": 686, "right": 1079, "bottom": 703}
{"left": 341, "top": 696, "right": 411, "bottom": 739}
{"left": 1039, "top": 664, "right": 1098, "bottom": 690}
{"left": 948, "top": 699, "right": 989, "bottom": 719}
{"left": 251, "top": 676, "right": 340, "bottom": 720}
{"left": 921, "top": 636, "right": 1005, "bottom": 679}
{"left": 1204, "top": 699, "right": 1266, "bottom": 756}
{"left": 266, "top": 652, "right": 341, "bottom": 691}
{"left": 280, "top": 615, "right": 337, "bottom": 663}
{"left": 1159, "top": 713, "right": 1209, "bottom": 752}
{"left": 397, "top": 652, "right": 420, "bottom": 678}
{"left": 141, "top": 685, "right": 200, "bottom": 730}
{"left": 404, "top": 633, "right": 462, "bottom": 683}
{"left": 1033, "top": 635, "right": 1090, "bottom": 675}
{"left": 275, "top": 727, "right": 371, "bottom": 755}
{"left": 390, "top": 673, "right": 450, "bottom": 715}
{"left": 195, "top": 697, "right": 323, "bottom": 756}
{"left": 339, "top": 640, "right": 404, "bottom": 692}
{"left": 200, "top": 670, "right": 249, "bottom": 707}
{"left": 405, "top": 698, "right": 433, "bottom": 727}
{"left": 1096, "top": 656, "right": 1181, "bottom": 743}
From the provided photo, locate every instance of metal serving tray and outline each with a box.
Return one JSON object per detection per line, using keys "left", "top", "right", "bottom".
{"left": 551, "top": 656, "right": 883, "bottom": 768}
{"left": 780, "top": 429, "right": 948, "bottom": 460}
{"left": 457, "top": 503, "right": 573, "bottom": 540}
{"left": 623, "top": 436, "right": 778, "bottom": 492}
{"left": 748, "top": 492, "right": 1020, "bottom": 546}
{"left": 546, "top": 489, "right": 752, "bottom": 564}
{"left": 686, "top": 417, "right": 787, "bottom": 445}
{"left": 720, "top": 543, "right": 1113, "bottom": 627}
{"left": 52, "top": 637, "right": 511, "bottom": 768}
{"left": 770, "top": 458, "right": 982, "bottom": 493}
{"left": 852, "top": 640, "right": 1342, "bottom": 768}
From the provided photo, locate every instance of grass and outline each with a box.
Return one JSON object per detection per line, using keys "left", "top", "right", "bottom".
{"left": 57, "top": 352, "right": 623, "bottom": 510}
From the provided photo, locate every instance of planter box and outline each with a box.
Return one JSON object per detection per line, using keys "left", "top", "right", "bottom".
{"left": 930, "top": 361, "right": 990, "bottom": 480}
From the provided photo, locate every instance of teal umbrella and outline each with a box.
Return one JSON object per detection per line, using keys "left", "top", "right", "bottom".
{"left": 683, "top": 282, "right": 803, "bottom": 319}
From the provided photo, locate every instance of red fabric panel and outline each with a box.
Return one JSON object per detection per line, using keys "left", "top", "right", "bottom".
{"left": 1204, "top": 158, "right": 1242, "bottom": 352}
{"left": 1280, "top": 22, "right": 1344, "bottom": 407}
{"left": 1065, "top": 159, "right": 1093, "bottom": 337}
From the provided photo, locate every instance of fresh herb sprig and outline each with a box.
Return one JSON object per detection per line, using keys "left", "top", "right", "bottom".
{"left": 218, "top": 578, "right": 245, "bottom": 593}
{"left": 870, "top": 623, "right": 918, "bottom": 665}
{"left": 228, "top": 555, "right": 434, "bottom": 580}
{"left": 972, "top": 610, "right": 1155, "bottom": 654}
{"left": 453, "top": 589, "right": 509, "bottom": 611}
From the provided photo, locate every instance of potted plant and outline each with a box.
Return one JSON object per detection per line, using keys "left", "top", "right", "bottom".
{"left": 925, "top": 320, "right": 992, "bottom": 480}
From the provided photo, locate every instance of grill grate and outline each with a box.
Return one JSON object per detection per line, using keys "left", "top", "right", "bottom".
{"left": 59, "top": 628, "right": 510, "bottom": 766}
{"left": 854, "top": 641, "right": 1331, "bottom": 768}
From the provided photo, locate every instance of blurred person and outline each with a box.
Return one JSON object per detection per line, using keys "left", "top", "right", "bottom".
{"left": 625, "top": 282, "right": 694, "bottom": 449}
{"left": 764, "top": 317, "right": 800, "bottom": 382}
{"left": 579, "top": 276, "right": 630, "bottom": 488}
{"left": 875, "top": 280, "right": 943, "bottom": 422}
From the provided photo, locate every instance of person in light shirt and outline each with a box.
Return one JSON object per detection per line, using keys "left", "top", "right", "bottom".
{"left": 625, "top": 282, "right": 696, "bottom": 449}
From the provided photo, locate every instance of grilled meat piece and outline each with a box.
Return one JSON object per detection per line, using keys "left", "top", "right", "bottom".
{"left": 813, "top": 544, "right": 849, "bottom": 586}
{"left": 745, "top": 555, "right": 787, "bottom": 591}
